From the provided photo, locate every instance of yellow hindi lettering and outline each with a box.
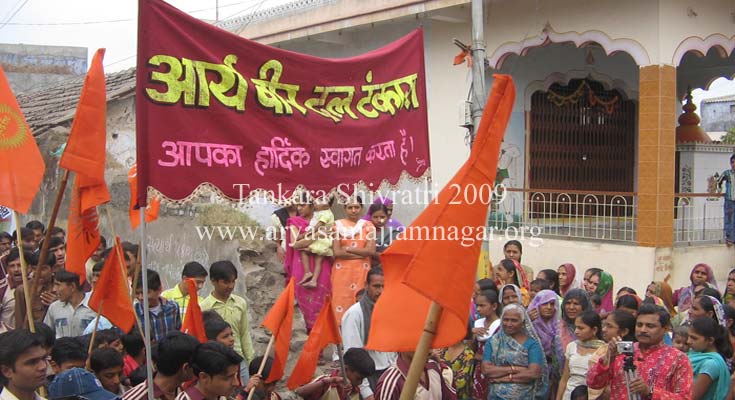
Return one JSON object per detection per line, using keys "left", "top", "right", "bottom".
{"left": 251, "top": 60, "right": 307, "bottom": 116}
{"left": 145, "top": 55, "right": 196, "bottom": 105}
{"left": 304, "top": 85, "right": 358, "bottom": 123}
{"left": 145, "top": 54, "right": 247, "bottom": 111}
{"left": 356, "top": 70, "right": 421, "bottom": 119}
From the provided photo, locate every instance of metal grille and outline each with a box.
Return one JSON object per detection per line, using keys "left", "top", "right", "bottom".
{"left": 528, "top": 79, "right": 636, "bottom": 218}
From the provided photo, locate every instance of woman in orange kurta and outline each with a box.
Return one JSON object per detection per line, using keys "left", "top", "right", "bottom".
{"left": 331, "top": 197, "right": 376, "bottom": 324}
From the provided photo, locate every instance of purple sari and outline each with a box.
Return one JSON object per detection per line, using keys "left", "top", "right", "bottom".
{"left": 284, "top": 216, "right": 332, "bottom": 332}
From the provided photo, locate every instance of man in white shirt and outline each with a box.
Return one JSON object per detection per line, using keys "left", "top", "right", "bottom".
{"left": 43, "top": 270, "right": 96, "bottom": 338}
{"left": 1, "top": 248, "right": 28, "bottom": 331}
{"left": 340, "top": 268, "right": 396, "bottom": 400}
{"left": 0, "top": 329, "right": 49, "bottom": 400}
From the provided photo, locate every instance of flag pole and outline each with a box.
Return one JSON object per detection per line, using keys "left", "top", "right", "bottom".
{"left": 85, "top": 301, "right": 104, "bottom": 369}
{"left": 247, "top": 334, "right": 276, "bottom": 400}
{"left": 103, "top": 205, "right": 145, "bottom": 337}
{"left": 31, "top": 169, "right": 71, "bottom": 301}
{"left": 13, "top": 211, "right": 36, "bottom": 332}
{"left": 398, "top": 302, "right": 443, "bottom": 400}
{"left": 140, "top": 207, "right": 155, "bottom": 400}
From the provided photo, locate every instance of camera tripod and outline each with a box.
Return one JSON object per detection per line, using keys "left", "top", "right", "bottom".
{"left": 622, "top": 354, "right": 641, "bottom": 400}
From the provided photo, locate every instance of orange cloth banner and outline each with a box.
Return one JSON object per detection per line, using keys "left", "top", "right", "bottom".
{"left": 88, "top": 238, "right": 136, "bottom": 333}
{"left": 181, "top": 278, "right": 206, "bottom": 342}
{"left": 0, "top": 66, "right": 45, "bottom": 214}
{"left": 128, "top": 164, "right": 160, "bottom": 229}
{"left": 367, "top": 75, "right": 515, "bottom": 351}
{"left": 261, "top": 279, "right": 295, "bottom": 383}
{"left": 286, "top": 297, "right": 341, "bottom": 390}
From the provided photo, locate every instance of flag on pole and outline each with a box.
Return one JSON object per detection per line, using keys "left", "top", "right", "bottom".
{"left": 181, "top": 278, "right": 206, "bottom": 342}
{"left": 261, "top": 279, "right": 295, "bottom": 383}
{"left": 88, "top": 237, "right": 136, "bottom": 333}
{"left": 0, "top": 66, "right": 45, "bottom": 214}
{"left": 128, "top": 164, "right": 160, "bottom": 229}
{"left": 286, "top": 297, "right": 341, "bottom": 389}
{"left": 63, "top": 49, "right": 110, "bottom": 283}
{"left": 366, "top": 74, "right": 516, "bottom": 351}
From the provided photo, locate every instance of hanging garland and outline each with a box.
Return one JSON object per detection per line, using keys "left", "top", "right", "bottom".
{"left": 546, "top": 80, "right": 620, "bottom": 115}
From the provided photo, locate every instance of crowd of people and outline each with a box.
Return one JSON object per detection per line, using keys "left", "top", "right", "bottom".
{"left": 1, "top": 195, "right": 735, "bottom": 400}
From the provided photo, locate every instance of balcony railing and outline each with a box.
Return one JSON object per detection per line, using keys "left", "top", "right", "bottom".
{"left": 488, "top": 188, "right": 637, "bottom": 242}
{"left": 674, "top": 193, "right": 725, "bottom": 246}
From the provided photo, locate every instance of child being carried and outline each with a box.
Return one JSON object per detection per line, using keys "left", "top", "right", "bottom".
{"left": 298, "top": 196, "right": 335, "bottom": 288}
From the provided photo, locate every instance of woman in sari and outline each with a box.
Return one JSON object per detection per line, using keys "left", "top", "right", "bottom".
{"left": 332, "top": 196, "right": 376, "bottom": 324}
{"left": 482, "top": 304, "right": 549, "bottom": 399}
{"left": 557, "top": 264, "right": 577, "bottom": 297}
{"left": 528, "top": 290, "right": 563, "bottom": 400}
{"left": 559, "top": 289, "right": 592, "bottom": 351}
{"left": 688, "top": 316, "right": 732, "bottom": 400}
{"left": 496, "top": 259, "right": 530, "bottom": 306}
{"left": 503, "top": 240, "right": 535, "bottom": 281}
{"left": 593, "top": 270, "right": 614, "bottom": 316}
{"left": 674, "top": 263, "right": 719, "bottom": 313}
{"left": 724, "top": 268, "right": 735, "bottom": 308}
{"left": 645, "top": 281, "right": 676, "bottom": 315}
{"left": 500, "top": 284, "right": 523, "bottom": 306}
{"left": 284, "top": 197, "right": 333, "bottom": 332}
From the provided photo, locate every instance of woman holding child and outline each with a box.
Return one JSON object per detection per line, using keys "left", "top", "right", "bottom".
{"left": 284, "top": 194, "right": 333, "bottom": 332}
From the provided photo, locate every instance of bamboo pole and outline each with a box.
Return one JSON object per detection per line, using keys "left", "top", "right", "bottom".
{"left": 85, "top": 301, "right": 104, "bottom": 370}
{"left": 139, "top": 208, "right": 155, "bottom": 400}
{"left": 103, "top": 205, "right": 145, "bottom": 338}
{"left": 247, "top": 335, "right": 276, "bottom": 400}
{"left": 398, "top": 302, "right": 443, "bottom": 400}
{"left": 31, "top": 170, "right": 70, "bottom": 299}
{"left": 13, "top": 211, "right": 36, "bottom": 332}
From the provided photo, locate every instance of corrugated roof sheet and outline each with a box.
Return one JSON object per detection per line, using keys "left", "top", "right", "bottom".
{"left": 216, "top": 0, "right": 336, "bottom": 32}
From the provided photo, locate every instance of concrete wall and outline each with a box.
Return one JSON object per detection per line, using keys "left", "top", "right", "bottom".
{"left": 0, "top": 43, "right": 87, "bottom": 94}
{"left": 701, "top": 101, "right": 735, "bottom": 132}
{"left": 487, "top": 237, "right": 657, "bottom": 295}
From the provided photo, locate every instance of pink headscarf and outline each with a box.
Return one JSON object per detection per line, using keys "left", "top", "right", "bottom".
{"left": 559, "top": 263, "right": 576, "bottom": 296}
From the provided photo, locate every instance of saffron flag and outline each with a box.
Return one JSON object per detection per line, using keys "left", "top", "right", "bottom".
{"left": 286, "top": 297, "right": 341, "bottom": 390}
{"left": 181, "top": 278, "right": 206, "bottom": 342}
{"left": 367, "top": 75, "right": 515, "bottom": 351}
{"left": 63, "top": 49, "right": 110, "bottom": 283}
{"left": 261, "top": 279, "right": 295, "bottom": 383}
{"left": 0, "top": 66, "right": 45, "bottom": 214}
{"left": 128, "top": 164, "right": 160, "bottom": 229}
{"left": 88, "top": 238, "right": 136, "bottom": 333}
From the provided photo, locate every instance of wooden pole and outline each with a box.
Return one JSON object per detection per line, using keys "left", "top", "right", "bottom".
{"left": 398, "top": 302, "right": 443, "bottom": 400}
{"left": 247, "top": 334, "right": 276, "bottom": 400}
{"left": 85, "top": 301, "right": 104, "bottom": 370}
{"left": 31, "top": 170, "right": 70, "bottom": 299}
{"left": 139, "top": 208, "right": 155, "bottom": 400}
{"left": 103, "top": 205, "right": 146, "bottom": 338}
{"left": 336, "top": 343, "right": 349, "bottom": 380}
{"left": 13, "top": 211, "right": 36, "bottom": 332}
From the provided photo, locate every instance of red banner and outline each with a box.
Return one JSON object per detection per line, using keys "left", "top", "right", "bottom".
{"left": 136, "top": 0, "right": 430, "bottom": 205}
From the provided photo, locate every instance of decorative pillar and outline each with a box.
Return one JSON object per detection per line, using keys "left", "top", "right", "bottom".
{"left": 636, "top": 65, "right": 677, "bottom": 249}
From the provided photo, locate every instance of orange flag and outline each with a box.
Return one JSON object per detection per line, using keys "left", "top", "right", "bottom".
{"left": 367, "top": 74, "right": 515, "bottom": 351}
{"left": 261, "top": 279, "right": 295, "bottom": 383}
{"left": 128, "top": 164, "right": 160, "bottom": 229}
{"left": 286, "top": 297, "right": 341, "bottom": 390}
{"left": 0, "top": 66, "right": 45, "bottom": 214}
{"left": 88, "top": 237, "right": 135, "bottom": 333}
{"left": 181, "top": 278, "right": 206, "bottom": 342}
{"left": 63, "top": 49, "right": 110, "bottom": 283}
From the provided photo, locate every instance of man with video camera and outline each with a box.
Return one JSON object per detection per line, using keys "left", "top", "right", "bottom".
{"left": 587, "top": 304, "right": 693, "bottom": 399}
